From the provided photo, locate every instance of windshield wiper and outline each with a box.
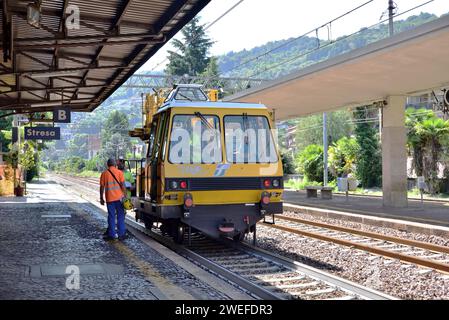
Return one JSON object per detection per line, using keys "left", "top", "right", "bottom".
{"left": 194, "top": 112, "right": 214, "bottom": 130}
{"left": 177, "top": 92, "right": 192, "bottom": 101}
{"left": 243, "top": 113, "right": 249, "bottom": 145}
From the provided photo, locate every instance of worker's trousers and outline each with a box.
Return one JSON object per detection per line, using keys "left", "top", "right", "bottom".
{"left": 106, "top": 200, "right": 126, "bottom": 238}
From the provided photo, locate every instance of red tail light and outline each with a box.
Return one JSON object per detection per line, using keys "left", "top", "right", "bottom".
{"left": 263, "top": 179, "right": 271, "bottom": 188}
{"left": 180, "top": 181, "right": 187, "bottom": 189}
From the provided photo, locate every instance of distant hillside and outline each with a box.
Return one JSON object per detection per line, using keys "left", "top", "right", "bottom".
{"left": 217, "top": 13, "right": 439, "bottom": 79}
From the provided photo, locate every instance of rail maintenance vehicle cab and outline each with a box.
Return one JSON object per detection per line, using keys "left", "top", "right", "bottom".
{"left": 129, "top": 84, "right": 283, "bottom": 243}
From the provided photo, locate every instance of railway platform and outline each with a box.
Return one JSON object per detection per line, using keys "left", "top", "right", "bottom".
{"left": 0, "top": 179, "right": 250, "bottom": 300}
{"left": 283, "top": 190, "right": 449, "bottom": 230}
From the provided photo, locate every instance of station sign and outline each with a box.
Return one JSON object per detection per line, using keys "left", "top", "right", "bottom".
{"left": 24, "top": 127, "right": 61, "bottom": 140}
{"left": 53, "top": 107, "right": 71, "bottom": 123}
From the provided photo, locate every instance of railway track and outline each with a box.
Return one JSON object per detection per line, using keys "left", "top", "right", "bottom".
{"left": 48, "top": 173, "right": 395, "bottom": 300}
{"left": 262, "top": 215, "right": 449, "bottom": 274}
{"left": 76, "top": 167, "right": 449, "bottom": 273}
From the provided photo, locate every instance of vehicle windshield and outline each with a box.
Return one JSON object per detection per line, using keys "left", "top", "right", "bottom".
{"left": 224, "top": 115, "right": 278, "bottom": 164}
{"left": 169, "top": 115, "right": 221, "bottom": 164}
{"left": 174, "top": 87, "right": 208, "bottom": 101}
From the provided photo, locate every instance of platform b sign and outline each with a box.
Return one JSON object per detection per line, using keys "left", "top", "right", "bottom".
{"left": 54, "top": 107, "right": 71, "bottom": 123}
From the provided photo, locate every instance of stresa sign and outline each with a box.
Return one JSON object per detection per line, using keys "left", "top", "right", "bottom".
{"left": 24, "top": 127, "right": 61, "bottom": 140}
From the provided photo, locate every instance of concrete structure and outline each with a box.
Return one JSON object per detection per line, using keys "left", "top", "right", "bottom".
{"left": 227, "top": 15, "right": 449, "bottom": 207}
{"left": 382, "top": 96, "right": 407, "bottom": 207}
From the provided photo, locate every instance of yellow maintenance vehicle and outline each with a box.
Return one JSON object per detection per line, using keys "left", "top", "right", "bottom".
{"left": 129, "top": 84, "right": 283, "bottom": 243}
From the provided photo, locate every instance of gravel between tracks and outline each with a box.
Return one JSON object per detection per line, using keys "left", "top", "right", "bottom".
{"left": 250, "top": 211, "right": 449, "bottom": 300}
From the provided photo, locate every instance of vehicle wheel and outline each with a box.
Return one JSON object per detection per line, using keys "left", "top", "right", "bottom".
{"left": 233, "top": 232, "right": 245, "bottom": 242}
{"left": 173, "top": 224, "right": 185, "bottom": 244}
{"left": 160, "top": 223, "right": 169, "bottom": 235}
{"left": 143, "top": 217, "right": 154, "bottom": 230}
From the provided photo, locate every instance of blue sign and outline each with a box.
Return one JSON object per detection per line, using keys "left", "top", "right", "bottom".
{"left": 24, "top": 127, "right": 61, "bottom": 140}
{"left": 53, "top": 107, "right": 71, "bottom": 123}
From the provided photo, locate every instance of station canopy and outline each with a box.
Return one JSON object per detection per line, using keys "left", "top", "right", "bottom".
{"left": 0, "top": 0, "right": 210, "bottom": 113}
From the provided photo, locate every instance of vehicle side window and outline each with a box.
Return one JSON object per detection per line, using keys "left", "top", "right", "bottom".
{"left": 155, "top": 112, "right": 167, "bottom": 161}
{"left": 160, "top": 111, "right": 170, "bottom": 161}
{"left": 146, "top": 117, "right": 158, "bottom": 160}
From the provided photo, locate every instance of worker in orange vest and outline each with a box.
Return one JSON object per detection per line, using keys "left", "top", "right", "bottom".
{"left": 100, "top": 158, "right": 127, "bottom": 241}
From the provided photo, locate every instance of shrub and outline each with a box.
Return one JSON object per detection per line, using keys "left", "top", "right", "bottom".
{"left": 328, "top": 137, "right": 359, "bottom": 177}
{"left": 296, "top": 144, "right": 324, "bottom": 183}
{"left": 280, "top": 151, "right": 295, "bottom": 174}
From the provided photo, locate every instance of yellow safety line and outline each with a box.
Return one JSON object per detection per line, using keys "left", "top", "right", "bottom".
{"left": 66, "top": 202, "right": 194, "bottom": 300}
{"left": 112, "top": 241, "right": 194, "bottom": 300}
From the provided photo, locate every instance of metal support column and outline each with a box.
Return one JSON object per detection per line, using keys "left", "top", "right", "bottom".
{"left": 323, "top": 112, "right": 328, "bottom": 186}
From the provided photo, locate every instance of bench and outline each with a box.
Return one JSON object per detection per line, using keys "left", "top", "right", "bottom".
{"left": 321, "top": 187, "right": 333, "bottom": 200}
{"left": 305, "top": 186, "right": 333, "bottom": 199}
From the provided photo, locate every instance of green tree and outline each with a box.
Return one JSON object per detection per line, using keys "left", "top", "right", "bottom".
{"left": 19, "top": 141, "right": 40, "bottom": 182}
{"left": 67, "top": 133, "right": 88, "bottom": 158}
{"left": 0, "top": 112, "right": 12, "bottom": 152}
{"left": 296, "top": 144, "right": 324, "bottom": 183}
{"left": 354, "top": 107, "right": 382, "bottom": 188}
{"left": 280, "top": 151, "right": 295, "bottom": 174}
{"left": 295, "top": 110, "right": 353, "bottom": 152}
{"left": 97, "top": 110, "right": 131, "bottom": 165}
{"left": 415, "top": 117, "right": 449, "bottom": 194}
{"left": 201, "top": 56, "right": 222, "bottom": 88}
{"left": 103, "top": 133, "right": 130, "bottom": 160}
{"left": 166, "top": 16, "right": 214, "bottom": 76}
{"left": 328, "top": 137, "right": 359, "bottom": 177}
{"left": 405, "top": 107, "right": 434, "bottom": 177}
{"left": 102, "top": 110, "right": 129, "bottom": 146}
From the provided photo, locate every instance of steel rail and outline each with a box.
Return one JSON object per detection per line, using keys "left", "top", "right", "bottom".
{"left": 125, "top": 220, "right": 284, "bottom": 300}
{"left": 264, "top": 219, "right": 449, "bottom": 274}
{"left": 231, "top": 240, "right": 396, "bottom": 300}
{"left": 276, "top": 215, "right": 449, "bottom": 254}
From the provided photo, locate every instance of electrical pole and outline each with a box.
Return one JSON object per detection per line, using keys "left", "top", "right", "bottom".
{"left": 388, "top": 0, "right": 395, "bottom": 36}
{"left": 323, "top": 112, "right": 328, "bottom": 186}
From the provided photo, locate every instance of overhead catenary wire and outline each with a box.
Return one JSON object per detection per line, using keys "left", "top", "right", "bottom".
{"left": 224, "top": 0, "right": 375, "bottom": 75}
{"left": 248, "top": 0, "right": 436, "bottom": 78}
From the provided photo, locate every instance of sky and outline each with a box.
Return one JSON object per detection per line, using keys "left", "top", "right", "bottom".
{"left": 139, "top": 0, "right": 448, "bottom": 72}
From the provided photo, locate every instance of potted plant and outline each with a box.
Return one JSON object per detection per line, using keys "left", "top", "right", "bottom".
{"left": 14, "top": 181, "right": 24, "bottom": 197}
{"left": 7, "top": 148, "right": 23, "bottom": 197}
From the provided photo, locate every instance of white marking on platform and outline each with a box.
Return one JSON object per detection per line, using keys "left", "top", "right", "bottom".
{"left": 41, "top": 215, "right": 71, "bottom": 218}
